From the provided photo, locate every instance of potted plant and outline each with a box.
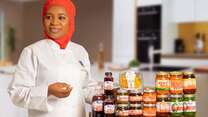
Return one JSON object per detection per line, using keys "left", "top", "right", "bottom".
{"left": 129, "top": 59, "right": 140, "bottom": 71}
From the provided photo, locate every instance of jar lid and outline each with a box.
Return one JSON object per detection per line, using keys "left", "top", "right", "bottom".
{"left": 144, "top": 87, "right": 155, "bottom": 93}
{"left": 105, "top": 72, "right": 112, "bottom": 76}
{"left": 129, "top": 89, "right": 142, "bottom": 94}
{"left": 183, "top": 72, "right": 195, "bottom": 78}
{"left": 170, "top": 71, "right": 183, "bottom": 76}
{"left": 130, "top": 103, "right": 142, "bottom": 107}
{"left": 117, "top": 88, "right": 128, "bottom": 93}
{"left": 184, "top": 94, "right": 196, "bottom": 98}
{"left": 117, "top": 104, "right": 129, "bottom": 107}
{"left": 143, "top": 104, "right": 156, "bottom": 107}
{"left": 157, "top": 71, "right": 169, "bottom": 76}
{"left": 157, "top": 94, "right": 169, "bottom": 98}
{"left": 170, "top": 94, "right": 183, "bottom": 98}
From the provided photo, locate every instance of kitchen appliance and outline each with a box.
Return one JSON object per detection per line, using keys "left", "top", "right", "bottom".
{"left": 137, "top": 5, "right": 161, "bottom": 63}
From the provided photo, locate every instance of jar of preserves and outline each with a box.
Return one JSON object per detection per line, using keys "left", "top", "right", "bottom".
{"left": 116, "top": 88, "right": 129, "bottom": 104}
{"left": 170, "top": 95, "right": 183, "bottom": 117}
{"left": 170, "top": 72, "right": 183, "bottom": 94}
{"left": 129, "top": 103, "right": 143, "bottom": 117}
{"left": 143, "top": 104, "right": 156, "bottom": 117}
{"left": 92, "top": 87, "right": 104, "bottom": 117}
{"left": 104, "top": 95, "right": 115, "bottom": 117}
{"left": 115, "top": 104, "right": 129, "bottom": 117}
{"left": 183, "top": 94, "right": 196, "bottom": 117}
{"left": 156, "top": 94, "right": 170, "bottom": 117}
{"left": 183, "top": 72, "right": 196, "bottom": 94}
{"left": 129, "top": 89, "right": 142, "bottom": 104}
{"left": 156, "top": 71, "right": 170, "bottom": 95}
{"left": 143, "top": 87, "right": 156, "bottom": 104}
{"left": 104, "top": 72, "right": 114, "bottom": 96}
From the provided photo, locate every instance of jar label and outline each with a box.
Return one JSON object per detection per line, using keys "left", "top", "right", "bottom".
{"left": 170, "top": 79, "right": 183, "bottom": 92}
{"left": 184, "top": 79, "right": 196, "bottom": 90}
{"left": 170, "top": 102, "right": 183, "bottom": 113}
{"left": 156, "top": 102, "right": 170, "bottom": 112}
{"left": 129, "top": 109, "right": 143, "bottom": 115}
{"left": 117, "top": 95, "right": 129, "bottom": 102}
{"left": 183, "top": 101, "right": 196, "bottom": 112}
{"left": 156, "top": 80, "right": 170, "bottom": 90}
{"left": 126, "top": 72, "right": 136, "bottom": 88}
{"left": 104, "top": 81, "right": 113, "bottom": 90}
{"left": 92, "top": 100, "right": 103, "bottom": 112}
{"left": 143, "top": 95, "right": 156, "bottom": 102}
{"left": 143, "top": 108, "right": 156, "bottom": 116}
{"left": 129, "top": 96, "right": 142, "bottom": 102}
{"left": 116, "top": 110, "right": 129, "bottom": 116}
{"left": 104, "top": 104, "right": 115, "bottom": 114}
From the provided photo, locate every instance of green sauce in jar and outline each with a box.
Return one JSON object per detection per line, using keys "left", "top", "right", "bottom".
{"left": 170, "top": 95, "right": 183, "bottom": 117}
{"left": 183, "top": 94, "right": 196, "bottom": 117}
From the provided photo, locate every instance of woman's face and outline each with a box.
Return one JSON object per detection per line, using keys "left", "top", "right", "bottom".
{"left": 44, "top": 5, "right": 69, "bottom": 39}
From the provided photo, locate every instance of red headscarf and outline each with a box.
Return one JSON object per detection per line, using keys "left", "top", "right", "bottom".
{"left": 42, "top": 0, "right": 76, "bottom": 49}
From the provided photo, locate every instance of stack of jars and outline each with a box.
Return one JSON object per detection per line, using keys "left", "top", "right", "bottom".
{"left": 155, "top": 71, "right": 197, "bottom": 117}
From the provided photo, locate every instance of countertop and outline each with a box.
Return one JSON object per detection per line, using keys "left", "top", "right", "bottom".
{"left": 162, "top": 53, "right": 208, "bottom": 59}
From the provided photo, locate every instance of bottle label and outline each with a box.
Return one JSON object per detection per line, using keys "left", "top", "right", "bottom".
{"left": 156, "top": 80, "right": 170, "bottom": 90}
{"left": 184, "top": 79, "right": 196, "bottom": 90}
{"left": 104, "top": 81, "right": 113, "bottom": 90}
{"left": 170, "top": 102, "right": 183, "bottom": 113}
{"left": 92, "top": 100, "right": 103, "bottom": 112}
{"left": 156, "top": 102, "right": 170, "bottom": 112}
{"left": 129, "top": 109, "right": 143, "bottom": 115}
{"left": 129, "top": 96, "right": 142, "bottom": 102}
{"left": 104, "top": 104, "right": 115, "bottom": 114}
{"left": 126, "top": 72, "right": 136, "bottom": 88}
{"left": 183, "top": 101, "right": 196, "bottom": 112}
{"left": 117, "top": 95, "right": 128, "bottom": 102}
{"left": 170, "top": 79, "right": 183, "bottom": 92}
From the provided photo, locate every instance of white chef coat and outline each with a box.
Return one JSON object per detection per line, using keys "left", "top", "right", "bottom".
{"left": 8, "top": 39, "right": 97, "bottom": 117}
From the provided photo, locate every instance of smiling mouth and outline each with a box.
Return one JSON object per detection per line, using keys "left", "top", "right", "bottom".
{"left": 49, "top": 28, "right": 61, "bottom": 34}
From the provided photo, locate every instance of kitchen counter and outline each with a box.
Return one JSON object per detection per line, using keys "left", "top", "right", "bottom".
{"left": 162, "top": 53, "right": 208, "bottom": 59}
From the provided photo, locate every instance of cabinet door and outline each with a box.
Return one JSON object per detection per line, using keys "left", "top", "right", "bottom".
{"left": 195, "top": 0, "right": 208, "bottom": 22}
{"left": 171, "top": 0, "right": 195, "bottom": 23}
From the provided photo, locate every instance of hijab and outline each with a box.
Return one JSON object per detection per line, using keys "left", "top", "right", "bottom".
{"left": 42, "top": 0, "right": 76, "bottom": 49}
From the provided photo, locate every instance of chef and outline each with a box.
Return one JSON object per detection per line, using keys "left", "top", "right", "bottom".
{"left": 8, "top": 0, "right": 97, "bottom": 117}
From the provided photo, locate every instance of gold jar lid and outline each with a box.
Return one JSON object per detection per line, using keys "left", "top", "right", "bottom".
{"left": 183, "top": 71, "right": 194, "bottom": 75}
{"left": 157, "top": 71, "right": 169, "bottom": 76}
{"left": 170, "top": 71, "right": 183, "bottom": 76}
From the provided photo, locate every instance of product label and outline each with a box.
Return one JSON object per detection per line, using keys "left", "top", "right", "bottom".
{"left": 129, "top": 109, "right": 143, "bottom": 115}
{"left": 117, "top": 95, "right": 128, "bottom": 102}
{"left": 143, "top": 95, "right": 156, "bottom": 102}
{"left": 104, "top": 81, "right": 113, "bottom": 90}
{"left": 104, "top": 104, "right": 115, "bottom": 114}
{"left": 170, "top": 102, "right": 183, "bottom": 113}
{"left": 92, "top": 100, "right": 103, "bottom": 112}
{"left": 156, "top": 80, "right": 170, "bottom": 90}
{"left": 143, "top": 108, "right": 156, "bottom": 116}
{"left": 170, "top": 79, "right": 183, "bottom": 92}
{"left": 183, "top": 101, "right": 196, "bottom": 112}
{"left": 129, "top": 96, "right": 142, "bottom": 102}
{"left": 184, "top": 79, "right": 196, "bottom": 90}
{"left": 116, "top": 110, "right": 129, "bottom": 116}
{"left": 126, "top": 72, "right": 136, "bottom": 88}
{"left": 156, "top": 102, "right": 170, "bottom": 112}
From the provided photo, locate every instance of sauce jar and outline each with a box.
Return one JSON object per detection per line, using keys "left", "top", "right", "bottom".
{"left": 143, "top": 104, "right": 156, "bottom": 117}
{"left": 143, "top": 87, "right": 156, "bottom": 104}
{"left": 129, "top": 89, "right": 142, "bottom": 104}
{"left": 183, "top": 72, "right": 196, "bottom": 94}
{"left": 183, "top": 94, "right": 196, "bottom": 117}
{"left": 170, "top": 72, "right": 183, "bottom": 94}
{"left": 156, "top": 71, "right": 170, "bottom": 95}
{"left": 104, "top": 95, "right": 115, "bottom": 117}
{"left": 92, "top": 87, "right": 104, "bottom": 117}
{"left": 104, "top": 72, "right": 114, "bottom": 96}
{"left": 115, "top": 104, "right": 129, "bottom": 117}
{"left": 129, "top": 103, "right": 143, "bottom": 117}
{"left": 156, "top": 94, "right": 170, "bottom": 117}
{"left": 170, "top": 94, "right": 183, "bottom": 117}
{"left": 116, "top": 88, "right": 129, "bottom": 104}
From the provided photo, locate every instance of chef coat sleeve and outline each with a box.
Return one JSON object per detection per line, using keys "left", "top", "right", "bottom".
{"left": 8, "top": 47, "right": 52, "bottom": 112}
{"left": 82, "top": 49, "right": 98, "bottom": 104}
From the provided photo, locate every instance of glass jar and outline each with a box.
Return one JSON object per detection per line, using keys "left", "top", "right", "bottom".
{"left": 170, "top": 72, "right": 183, "bottom": 94}
{"left": 129, "top": 89, "right": 142, "bottom": 104}
{"left": 115, "top": 104, "right": 129, "bottom": 117}
{"left": 104, "top": 95, "right": 115, "bottom": 117}
{"left": 129, "top": 103, "right": 143, "bottom": 117}
{"left": 156, "top": 94, "right": 170, "bottom": 117}
{"left": 170, "top": 94, "right": 183, "bottom": 117}
{"left": 156, "top": 71, "right": 170, "bottom": 95}
{"left": 104, "top": 72, "right": 114, "bottom": 96}
{"left": 92, "top": 87, "right": 104, "bottom": 117}
{"left": 183, "top": 72, "right": 196, "bottom": 94}
{"left": 143, "top": 104, "right": 156, "bottom": 117}
{"left": 116, "top": 88, "right": 129, "bottom": 104}
{"left": 143, "top": 87, "right": 156, "bottom": 104}
{"left": 183, "top": 94, "right": 196, "bottom": 117}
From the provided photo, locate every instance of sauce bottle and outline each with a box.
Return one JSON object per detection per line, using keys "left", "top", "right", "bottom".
{"left": 92, "top": 86, "right": 104, "bottom": 117}
{"left": 104, "top": 95, "right": 115, "bottom": 117}
{"left": 104, "top": 72, "right": 114, "bottom": 96}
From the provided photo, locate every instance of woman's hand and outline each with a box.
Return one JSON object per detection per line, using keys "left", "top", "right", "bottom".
{"left": 48, "top": 82, "right": 73, "bottom": 98}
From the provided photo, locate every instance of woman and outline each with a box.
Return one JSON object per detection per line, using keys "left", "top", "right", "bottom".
{"left": 8, "top": 0, "right": 97, "bottom": 117}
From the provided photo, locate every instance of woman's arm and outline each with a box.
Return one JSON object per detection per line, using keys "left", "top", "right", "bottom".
{"left": 8, "top": 47, "right": 52, "bottom": 112}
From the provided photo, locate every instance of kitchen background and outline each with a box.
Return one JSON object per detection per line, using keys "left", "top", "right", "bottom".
{"left": 0, "top": 0, "right": 208, "bottom": 117}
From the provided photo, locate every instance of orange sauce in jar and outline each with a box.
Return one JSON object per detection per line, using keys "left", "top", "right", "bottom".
{"left": 170, "top": 72, "right": 183, "bottom": 94}
{"left": 143, "top": 87, "right": 156, "bottom": 104}
{"left": 183, "top": 72, "right": 196, "bottom": 94}
{"left": 143, "top": 104, "right": 156, "bottom": 117}
{"left": 155, "top": 72, "right": 170, "bottom": 95}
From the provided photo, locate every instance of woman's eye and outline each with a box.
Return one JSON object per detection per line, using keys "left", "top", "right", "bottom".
{"left": 45, "top": 15, "right": 52, "bottom": 20}
{"left": 59, "top": 16, "right": 66, "bottom": 20}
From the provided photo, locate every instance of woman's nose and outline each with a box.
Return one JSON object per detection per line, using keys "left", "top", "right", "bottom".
{"left": 51, "top": 17, "right": 59, "bottom": 25}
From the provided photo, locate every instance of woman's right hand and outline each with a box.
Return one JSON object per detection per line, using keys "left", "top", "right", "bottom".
{"left": 48, "top": 82, "right": 73, "bottom": 98}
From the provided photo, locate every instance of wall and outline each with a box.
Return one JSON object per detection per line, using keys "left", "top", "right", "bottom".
{"left": 137, "top": 0, "right": 162, "bottom": 6}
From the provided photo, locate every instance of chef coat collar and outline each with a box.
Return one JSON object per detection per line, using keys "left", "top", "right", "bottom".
{"left": 46, "top": 39, "right": 72, "bottom": 52}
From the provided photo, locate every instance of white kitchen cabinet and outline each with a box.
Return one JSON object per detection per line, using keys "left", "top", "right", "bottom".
{"left": 137, "top": 0, "right": 162, "bottom": 7}
{"left": 195, "top": 0, "right": 208, "bottom": 22}
{"left": 171, "top": 0, "right": 195, "bottom": 23}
